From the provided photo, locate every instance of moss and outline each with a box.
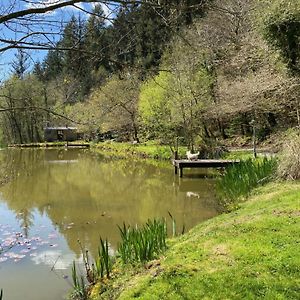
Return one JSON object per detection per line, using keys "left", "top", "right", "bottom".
{"left": 91, "top": 181, "right": 300, "bottom": 300}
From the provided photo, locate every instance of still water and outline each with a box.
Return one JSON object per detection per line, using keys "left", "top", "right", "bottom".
{"left": 0, "top": 148, "right": 219, "bottom": 300}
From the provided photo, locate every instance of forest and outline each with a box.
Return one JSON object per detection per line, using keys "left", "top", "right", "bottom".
{"left": 1, "top": 0, "right": 300, "bottom": 150}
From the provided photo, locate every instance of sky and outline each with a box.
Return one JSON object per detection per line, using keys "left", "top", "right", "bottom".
{"left": 0, "top": 0, "right": 113, "bottom": 82}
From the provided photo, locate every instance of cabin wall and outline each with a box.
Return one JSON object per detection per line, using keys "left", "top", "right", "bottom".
{"left": 64, "top": 131, "right": 77, "bottom": 141}
{"left": 44, "top": 129, "right": 58, "bottom": 142}
{"left": 44, "top": 129, "right": 77, "bottom": 142}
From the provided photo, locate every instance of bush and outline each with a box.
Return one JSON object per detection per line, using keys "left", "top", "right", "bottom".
{"left": 277, "top": 132, "right": 300, "bottom": 180}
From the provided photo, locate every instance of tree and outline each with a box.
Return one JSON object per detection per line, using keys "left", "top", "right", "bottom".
{"left": 139, "top": 32, "right": 215, "bottom": 150}
{"left": 95, "top": 74, "right": 141, "bottom": 141}
{"left": 11, "top": 49, "right": 30, "bottom": 79}
{"left": 260, "top": 0, "right": 300, "bottom": 75}
{"left": 139, "top": 71, "right": 174, "bottom": 143}
{"left": 0, "top": 75, "right": 46, "bottom": 143}
{"left": 0, "top": 0, "right": 207, "bottom": 53}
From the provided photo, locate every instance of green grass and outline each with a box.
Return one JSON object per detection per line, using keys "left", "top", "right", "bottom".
{"left": 91, "top": 181, "right": 300, "bottom": 300}
{"left": 223, "top": 150, "right": 256, "bottom": 160}
{"left": 93, "top": 142, "right": 187, "bottom": 160}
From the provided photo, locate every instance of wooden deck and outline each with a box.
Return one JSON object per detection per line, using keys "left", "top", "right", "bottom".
{"left": 173, "top": 159, "right": 240, "bottom": 177}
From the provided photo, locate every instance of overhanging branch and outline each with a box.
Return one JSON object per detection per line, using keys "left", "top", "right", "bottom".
{"left": 0, "top": 106, "right": 91, "bottom": 125}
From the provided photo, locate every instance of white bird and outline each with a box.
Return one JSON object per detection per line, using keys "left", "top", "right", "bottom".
{"left": 186, "top": 192, "right": 200, "bottom": 198}
{"left": 186, "top": 151, "right": 199, "bottom": 160}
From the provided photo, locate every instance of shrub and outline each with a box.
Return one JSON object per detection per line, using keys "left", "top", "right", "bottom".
{"left": 277, "top": 132, "right": 300, "bottom": 180}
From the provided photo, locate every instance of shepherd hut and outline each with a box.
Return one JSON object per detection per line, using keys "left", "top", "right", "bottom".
{"left": 44, "top": 127, "right": 77, "bottom": 142}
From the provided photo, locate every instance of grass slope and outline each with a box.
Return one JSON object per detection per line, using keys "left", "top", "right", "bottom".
{"left": 103, "top": 182, "right": 300, "bottom": 300}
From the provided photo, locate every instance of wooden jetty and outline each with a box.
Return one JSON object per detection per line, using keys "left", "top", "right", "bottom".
{"left": 173, "top": 159, "right": 240, "bottom": 177}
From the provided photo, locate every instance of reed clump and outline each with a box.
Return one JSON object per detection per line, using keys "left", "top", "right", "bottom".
{"left": 117, "top": 219, "right": 167, "bottom": 264}
{"left": 71, "top": 262, "right": 88, "bottom": 300}
{"left": 71, "top": 238, "right": 112, "bottom": 300}
{"left": 71, "top": 219, "right": 170, "bottom": 299}
{"left": 217, "top": 157, "right": 277, "bottom": 203}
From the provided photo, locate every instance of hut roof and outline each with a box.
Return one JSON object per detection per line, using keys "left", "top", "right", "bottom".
{"left": 44, "top": 127, "right": 77, "bottom": 130}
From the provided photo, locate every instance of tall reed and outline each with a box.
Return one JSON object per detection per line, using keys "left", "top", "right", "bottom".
{"left": 71, "top": 262, "right": 88, "bottom": 300}
{"left": 72, "top": 238, "right": 112, "bottom": 299}
{"left": 217, "top": 157, "right": 277, "bottom": 203}
{"left": 71, "top": 218, "right": 171, "bottom": 298}
{"left": 94, "top": 238, "right": 112, "bottom": 279}
{"left": 0, "top": 289, "right": 3, "bottom": 300}
{"left": 117, "top": 219, "right": 167, "bottom": 264}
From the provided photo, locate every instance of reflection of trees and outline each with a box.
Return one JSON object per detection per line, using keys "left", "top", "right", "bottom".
{"left": 15, "top": 209, "right": 34, "bottom": 238}
{"left": 0, "top": 149, "right": 218, "bottom": 257}
{"left": 0, "top": 148, "right": 47, "bottom": 185}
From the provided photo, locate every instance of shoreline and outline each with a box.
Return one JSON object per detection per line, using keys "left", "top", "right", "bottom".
{"left": 89, "top": 181, "right": 299, "bottom": 299}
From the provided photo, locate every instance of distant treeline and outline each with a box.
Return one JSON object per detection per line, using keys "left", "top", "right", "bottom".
{"left": 1, "top": 0, "right": 300, "bottom": 149}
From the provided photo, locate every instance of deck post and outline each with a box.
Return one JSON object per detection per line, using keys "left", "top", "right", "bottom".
{"left": 179, "top": 167, "right": 183, "bottom": 178}
{"left": 174, "top": 150, "right": 178, "bottom": 175}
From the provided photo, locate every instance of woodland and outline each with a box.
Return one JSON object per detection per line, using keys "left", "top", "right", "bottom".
{"left": 1, "top": 0, "right": 300, "bottom": 150}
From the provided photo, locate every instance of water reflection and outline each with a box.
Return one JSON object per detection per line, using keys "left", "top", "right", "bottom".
{"left": 0, "top": 148, "right": 220, "bottom": 300}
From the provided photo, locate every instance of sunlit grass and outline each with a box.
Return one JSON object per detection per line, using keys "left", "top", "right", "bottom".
{"left": 94, "top": 142, "right": 187, "bottom": 160}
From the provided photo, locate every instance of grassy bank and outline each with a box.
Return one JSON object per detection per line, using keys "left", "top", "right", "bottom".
{"left": 90, "top": 181, "right": 300, "bottom": 300}
{"left": 93, "top": 142, "right": 187, "bottom": 160}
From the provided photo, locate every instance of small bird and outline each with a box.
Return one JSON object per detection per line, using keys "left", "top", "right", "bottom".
{"left": 186, "top": 151, "right": 199, "bottom": 160}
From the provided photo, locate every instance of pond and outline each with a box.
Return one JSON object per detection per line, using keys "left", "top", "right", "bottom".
{"left": 0, "top": 148, "right": 220, "bottom": 300}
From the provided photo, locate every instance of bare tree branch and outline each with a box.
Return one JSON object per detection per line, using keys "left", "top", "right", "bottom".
{"left": 1, "top": 1, "right": 91, "bottom": 24}
{"left": 0, "top": 105, "right": 90, "bottom": 125}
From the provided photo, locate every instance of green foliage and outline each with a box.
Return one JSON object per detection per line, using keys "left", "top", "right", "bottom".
{"left": 117, "top": 219, "right": 167, "bottom": 264}
{"left": 139, "top": 71, "right": 173, "bottom": 142}
{"left": 217, "top": 158, "right": 277, "bottom": 204}
{"left": 138, "top": 40, "right": 215, "bottom": 148}
{"left": 277, "top": 130, "right": 300, "bottom": 179}
{"left": 0, "top": 75, "right": 46, "bottom": 144}
{"left": 260, "top": 0, "right": 300, "bottom": 74}
{"left": 95, "top": 238, "right": 112, "bottom": 279}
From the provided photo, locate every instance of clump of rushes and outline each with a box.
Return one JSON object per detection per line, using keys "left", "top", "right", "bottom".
{"left": 71, "top": 262, "right": 88, "bottom": 300}
{"left": 72, "top": 219, "right": 170, "bottom": 298}
{"left": 72, "top": 238, "right": 113, "bottom": 299}
{"left": 94, "top": 238, "right": 112, "bottom": 279}
{"left": 117, "top": 219, "right": 167, "bottom": 264}
{"left": 217, "top": 157, "right": 277, "bottom": 205}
